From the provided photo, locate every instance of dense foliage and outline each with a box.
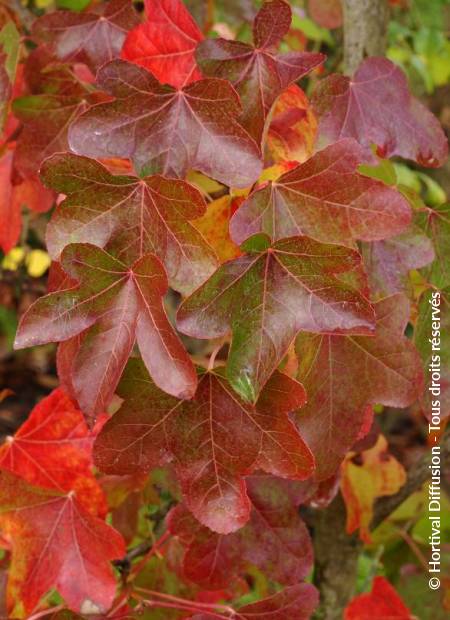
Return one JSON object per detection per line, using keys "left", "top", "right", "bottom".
{"left": 0, "top": 0, "right": 448, "bottom": 618}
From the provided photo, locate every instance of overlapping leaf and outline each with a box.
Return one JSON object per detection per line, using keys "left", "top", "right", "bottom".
{"left": 68, "top": 59, "right": 262, "bottom": 187}
{"left": 341, "top": 434, "right": 406, "bottom": 543}
{"left": 308, "top": 0, "right": 343, "bottom": 29}
{"left": 0, "top": 388, "right": 106, "bottom": 517}
{"left": 0, "top": 148, "right": 54, "bottom": 254}
{"left": 0, "top": 470, "right": 125, "bottom": 617}
{"left": 312, "top": 57, "right": 448, "bottom": 167}
{"left": 416, "top": 203, "right": 450, "bottom": 288}
{"left": 32, "top": 0, "right": 139, "bottom": 72}
{"left": 196, "top": 0, "right": 324, "bottom": 144}
{"left": 14, "top": 244, "right": 196, "bottom": 416}
{"left": 168, "top": 475, "right": 313, "bottom": 589}
{"left": 267, "top": 84, "right": 317, "bottom": 164}
{"left": 42, "top": 153, "right": 218, "bottom": 295}
{"left": 122, "top": 0, "right": 204, "bottom": 88}
{"left": 295, "top": 295, "right": 424, "bottom": 479}
{"left": 362, "top": 222, "right": 435, "bottom": 297}
{"left": 177, "top": 234, "right": 375, "bottom": 403}
{"left": 345, "top": 577, "right": 413, "bottom": 620}
{"left": 230, "top": 140, "right": 412, "bottom": 246}
{"left": 94, "top": 359, "right": 312, "bottom": 533}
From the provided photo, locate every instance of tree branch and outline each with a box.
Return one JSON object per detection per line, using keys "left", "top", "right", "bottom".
{"left": 342, "top": 0, "right": 389, "bottom": 74}
{"left": 372, "top": 427, "right": 450, "bottom": 529}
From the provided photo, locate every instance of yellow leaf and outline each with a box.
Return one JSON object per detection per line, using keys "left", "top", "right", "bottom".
{"left": 341, "top": 434, "right": 406, "bottom": 543}
{"left": 193, "top": 196, "right": 241, "bottom": 262}
{"left": 25, "top": 249, "right": 51, "bottom": 278}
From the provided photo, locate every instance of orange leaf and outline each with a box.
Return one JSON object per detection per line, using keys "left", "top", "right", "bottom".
{"left": 345, "top": 576, "right": 413, "bottom": 619}
{"left": 267, "top": 84, "right": 317, "bottom": 164}
{"left": 193, "top": 195, "right": 242, "bottom": 262}
{"left": 0, "top": 388, "right": 107, "bottom": 517}
{"left": 0, "top": 470, "right": 124, "bottom": 617}
{"left": 340, "top": 434, "right": 406, "bottom": 543}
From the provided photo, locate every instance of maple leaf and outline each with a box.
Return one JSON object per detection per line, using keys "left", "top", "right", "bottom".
{"left": 267, "top": 84, "right": 318, "bottom": 164}
{"left": 41, "top": 153, "right": 218, "bottom": 295}
{"left": 416, "top": 203, "right": 450, "bottom": 288}
{"left": 12, "top": 91, "right": 92, "bottom": 177}
{"left": 415, "top": 288, "right": 450, "bottom": 421}
{"left": 312, "top": 57, "right": 448, "bottom": 167}
{"left": 344, "top": 576, "right": 413, "bottom": 620}
{"left": 295, "top": 294, "right": 424, "bottom": 479}
{"left": 0, "top": 388, "right": 106, "bottom": 517}
{"left": 0, "top": 470, "right": 125, "bottom": 617}
{"left": 122, "top": 0, "right": 204, "bottom": 88}
{"left": 32, "top": 0, "right": 139, "bottom": 72}
{"left": 191, "top": 583, "right": 319, "bottom": 620}
{"left": 168, "top": 475, "right": 313, "bottom": 589}
{"left": 177, "top": 234, "right": 375, "bottom": 402}
{"left": 230, "top": 139, "right": 412, "bottom": 246}
{"left": 0, "top": 148, "right": 53, "bottom": 254}
{"left": 308, "top": 0, "right": 343, "bottom": 29}
{"left": 94, "top": 359, "right": 312, "bottom": 533}
{"left": 196, "top": 0, "right": 324, "bottom": 144}
{"left": 68, "top": 59, "right": 262, "bottom": 188}
{"left": 341, "top": 434, "right": 406, "bottom": 543}
{"left": 14, "top": 244, "right": 197, "bottom": 416}
{"left": 362, "top": 222, "right": 435, "bottom": 297}
{"left": 193, "top": 195, "right": 242, "bottom": 263}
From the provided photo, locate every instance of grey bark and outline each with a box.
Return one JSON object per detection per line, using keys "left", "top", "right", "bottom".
{"left": 342, "top": 0, "right": 389, "bottom": 74}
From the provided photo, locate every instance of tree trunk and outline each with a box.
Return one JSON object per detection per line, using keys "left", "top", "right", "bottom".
{"left": 313, "top": 495, "right": 362, "bottom": 620}
{"left": 342, "top": 0, "right": 389, "bottom": 74}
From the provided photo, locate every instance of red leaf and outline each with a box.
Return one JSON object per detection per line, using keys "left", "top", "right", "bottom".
{"left": 0, "top": 149, "right": 53, "bottom": 254}
{"left": 312, "top": 57, "right": 448, "bottom": 167}
{"left": 14, "top": 244, "right": 197, "bottom": 416}
{"left": 32, "top": 0, "right": 139, "bottom": 72}
{"left": 41, "top": 153, "right": 218, "bottom": 296}
{"left": 0, "top": 470, "right": 125, "bottom": 617}
{"left": 0, "top": 388, "right": 107, "bottom": 517}
{"left": 308, "top": 0, "right": 343, "bottom": 29}
{"left": 122, "top": 0, "right": 204, "bottom": 88}
{"left": 295, "top": 294, "right": 424, "bottom": 479}
{"left": 169, "top": 475, "right": 313, "bottom": 589}
{"left": 344, "top": 576, "right": 413, "bottom": 619}
{"left": 230, "top": 140, "right": 411, "bottom": 246}
{"left": 69, "top": 59, "right": 262, "bottom": 188}
{"left": 94, "top": 361, "right": 312, "bottom": 533}
{"left": 177, "top": 235, "right": 375, "bottom": 402}
{"left": 197, "top": 0, "right": 324, "bottom": 144}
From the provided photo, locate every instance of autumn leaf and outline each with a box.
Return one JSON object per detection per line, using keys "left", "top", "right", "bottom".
{"left": 417, "top": 203, "right": 450, "bottom": 288}
{"left": 312, "top": 57, "right": 448, "bottom": 167}
{"left": 95, "top": 360, "right": 312, "bottom": 533}
{"left": 122, "top": 0, "right": 203, "bottom": 88}
{"left": 68, "top": 59, "right": 262, "bottom": 188}
{"left": 295, "top": 294, "right": 424, "bottom": 479}
{"left": 193, "top": 195, "right": 242, "bottom": 263}
{"left": 344, "top": 576, "right": 413, "bottom": 619}
{"left": 169, "top": 475, "right": 313, "bottom": 589}
{"left": 196, "top": 0, "right": 324, "bottom": 144}
{"left": 230, "top": 140, "right": 412, "bottom": 246}
{"left": 362, "top": 221, "right": 435, "bottom": 298}
{"left": 0, "top": 470, "right": 125, "bottom": 617}
{"left": 14, "top": 244, "right": 197, "bottom": 416}
{"left": 0, "top": 388, "right": 107, "bottom": 517}
{"left": 267, "top": 84, "right": 318, "bottom": 164}
{"left": 308, "top": 0, "right": 343, "bottom": 29}
{"left": 177, "top": 234, "right": 375, "bottom": 402}
{"left": 41, "top": 153, "right": 218, "bottom": 295}
{"left": 32, "top": 0, "right": 139, "bottom": 72}
{"left": 0, "top": 148, "right": 54, "bottom": 254}
{"left": 341, "top": 434, "right": 407, "bottom": 543}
